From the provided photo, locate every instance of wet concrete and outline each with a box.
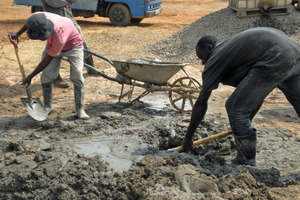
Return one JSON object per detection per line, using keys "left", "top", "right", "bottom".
{"left": 63, "top": 135, "right": 150, "bottom": 173}
{"left": 0, "top": 100, "right": 299, "bottom": 199}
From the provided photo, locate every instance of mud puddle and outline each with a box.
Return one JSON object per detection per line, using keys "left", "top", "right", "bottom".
{"left": 63, "top": 135, "right": 151, "bottom": 173}
{"left": 142, "top": 92, "right": 195, "bottom": 114}
{"left": 0, "top": 101, "right": 299, "bottom": 199}
{"left": 141, "top": 92, "right": 175, "bottom": 110}
{"left": 112, "top": 92, "right": 185, "bottom": 118}
{"left": 140, "top": 91, "right": 228, "bottom": 117}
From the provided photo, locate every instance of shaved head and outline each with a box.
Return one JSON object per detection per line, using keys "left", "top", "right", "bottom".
{"left": 196, "top": 35, "right": 218, "bottom": 50}
{"left": 196, "top": 35, "right": 218, "bottom": 65}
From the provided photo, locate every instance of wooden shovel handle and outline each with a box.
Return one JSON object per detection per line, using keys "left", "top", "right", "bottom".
{"left": 14, "top": 48, "right": 26, "bottom": 82}
{"left": 171, "top": 130, "right": 233, "bottom": 152}
{"left": 8, "top": 33, "right": 19, "bottom": 48}
{"left": 8, "top": 34, "right": 26, "bottom": 82}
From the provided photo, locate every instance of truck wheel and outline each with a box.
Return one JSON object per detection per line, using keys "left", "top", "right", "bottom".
{"left": 108, "top": 4, "right": 131, "bottom": 26}
{"left": 31, "top": 6, "right": 43, "bottom": 13}
{"left": 130, "top": 18, "right": 143, "bottom": 24}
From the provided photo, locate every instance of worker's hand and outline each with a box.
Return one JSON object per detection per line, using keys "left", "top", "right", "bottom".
{"left": 9, "top": 32, "right": 19, "bottom": 40}
{"left": 22, "top": 76, "right": 32, "bottom": 86}
{"left": 182, "top": 137, "right": 193, "bottom": 152}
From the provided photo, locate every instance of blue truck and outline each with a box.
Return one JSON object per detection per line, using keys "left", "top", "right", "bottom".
{"left": 14, "top": 0, "right": 163, "bottom": 26}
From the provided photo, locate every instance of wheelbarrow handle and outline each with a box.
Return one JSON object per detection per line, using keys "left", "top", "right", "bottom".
{"left": 84, "top": 49, "right": 115, "bottom": 67}
{"left": 8, "top": 34, "right": 19, "bottom": 49}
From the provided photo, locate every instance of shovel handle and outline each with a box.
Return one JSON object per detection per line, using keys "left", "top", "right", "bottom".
{"left": 25, "top": 85, "right": 32, "bottom": 101}
{"left": 170, "top": 130, "right": 233, "bottom": 152}
{"left": 8, "top": 34, "right": 26, "bottom": 82}
{"left": 8, "top": 34, "right": 19, "bottom": 48}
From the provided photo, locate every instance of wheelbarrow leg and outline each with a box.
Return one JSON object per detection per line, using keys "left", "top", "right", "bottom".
{"left": 119, "top": 84, "right": 125, "bottom": 103}
{"left": 131, "top": 91, "right": 150, "bottom": 103}
{"left": 128, "top": 82, "right": 135, "bottom": 101}
{"left": 119, "top": 83, "right": 135, "bottom": 102}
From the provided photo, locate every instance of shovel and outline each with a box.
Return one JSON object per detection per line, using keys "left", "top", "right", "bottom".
{"left": 167, "top": 130, "right": 233, "bottom": 152}
{"left": 9, "top": 34, "right": 48, "bottom": 121}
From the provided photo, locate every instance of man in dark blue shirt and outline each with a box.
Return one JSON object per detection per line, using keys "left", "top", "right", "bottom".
{"left": 182, "top": 27, "right": 300, "bottom": 166}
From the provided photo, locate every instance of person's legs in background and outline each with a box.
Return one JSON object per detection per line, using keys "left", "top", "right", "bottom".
{"left": 41, "top": 49, "right": 70, "bottom": 88}
{"left": 67, "top": 13, "right": 97, "bottom": 75}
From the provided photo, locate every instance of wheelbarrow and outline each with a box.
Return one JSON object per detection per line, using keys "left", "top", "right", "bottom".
{"left": 82, "top": 49, "right": 202, "bottom": 113}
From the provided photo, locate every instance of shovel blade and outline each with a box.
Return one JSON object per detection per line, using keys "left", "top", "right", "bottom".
{"left": 20, "top": 98, "right": 48, "bottom": 121}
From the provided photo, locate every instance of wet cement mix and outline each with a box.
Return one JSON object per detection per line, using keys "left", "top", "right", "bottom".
{"left": 0, "top": 101, "right": 299, "bottom": 199}
{"left": 1, "top": 3, "right": 300, "bottom": 200}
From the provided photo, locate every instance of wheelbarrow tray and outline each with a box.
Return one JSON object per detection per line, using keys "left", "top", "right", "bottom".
{"left": 112, "top": 59, "right": 187, "bottom": 85}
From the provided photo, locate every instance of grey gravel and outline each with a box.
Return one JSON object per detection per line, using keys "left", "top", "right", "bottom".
{"left": 143, "top": 7, "right": 300, "bottom": 64}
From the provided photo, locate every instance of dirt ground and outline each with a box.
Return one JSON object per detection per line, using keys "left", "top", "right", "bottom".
{"left": 0, "top": 0, "right": 299, "bottom": 199}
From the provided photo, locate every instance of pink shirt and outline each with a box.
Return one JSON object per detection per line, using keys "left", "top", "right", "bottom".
{"left": 31, "top": 12, "right": 83, "bottom": 57}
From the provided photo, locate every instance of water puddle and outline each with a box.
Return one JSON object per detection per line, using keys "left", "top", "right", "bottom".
{"left": 142, "top": 93, "right": 183, "bottom": 118}
{"left": 63, "top": 135, "right": 150, "bottom": 173}
{"left": 143, "top": 93, "right": 171, "bottom": 108}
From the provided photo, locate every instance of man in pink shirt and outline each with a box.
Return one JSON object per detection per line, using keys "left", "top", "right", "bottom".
{"left": 10, "top": 12, "right": 90, "bottom": 120}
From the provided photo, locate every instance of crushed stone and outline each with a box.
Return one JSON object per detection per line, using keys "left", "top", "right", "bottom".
{"left": 143, "top": 7, "right": 300, "bottom": 64}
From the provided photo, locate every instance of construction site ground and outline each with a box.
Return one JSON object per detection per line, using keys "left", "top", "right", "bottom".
{"left": 0, "top": 0, "right": 299, "bottom": 199}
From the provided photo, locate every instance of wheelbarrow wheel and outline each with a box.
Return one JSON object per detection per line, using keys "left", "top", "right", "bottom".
{"left": 169, "top": 77, "right": 201, "bottom": 113}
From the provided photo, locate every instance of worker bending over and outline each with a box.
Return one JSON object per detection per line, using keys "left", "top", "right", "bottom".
{"left": 10, "top": 12, "right": 90, "bottom": 120}
{"left": 182, "top": 27, "right": 300, "bottom": 166}
{"left": 41, "top": 0, "right": 96, "bottom": 88}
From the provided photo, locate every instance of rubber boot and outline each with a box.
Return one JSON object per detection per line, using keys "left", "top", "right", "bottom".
{"left": 85, "top": 55, "right": 98, "bottom": 75}
{"left": 232, "top": 129, "right": 257, "bottom": 166}
{"left": 42, "top": 82, "right": 53, "bottom": 114}
{"left": 53, "top": 74, "right": 70, "bottom": 88}
{"left": 74, "top": 84, "right": 90, "bottom": 120}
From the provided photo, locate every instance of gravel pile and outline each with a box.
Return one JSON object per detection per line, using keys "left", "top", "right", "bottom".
{"left": 144, "top": 7, "right": 300, "bottom": 64}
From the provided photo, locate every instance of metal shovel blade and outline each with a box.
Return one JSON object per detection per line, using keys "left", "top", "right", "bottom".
{"left": 20, "top": 86, "right": 48, "bottom": 122}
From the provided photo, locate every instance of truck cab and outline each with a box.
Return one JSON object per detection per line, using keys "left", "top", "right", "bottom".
{"left": 14, "top": 0, "right": 163, "bottom": 26}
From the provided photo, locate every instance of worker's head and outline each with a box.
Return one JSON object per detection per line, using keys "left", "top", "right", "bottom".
{"left": 26, "top": 13, "right": 54, "bottom": 41}
{"left": 196, "top": 35, "right": 218, "bottom": 65}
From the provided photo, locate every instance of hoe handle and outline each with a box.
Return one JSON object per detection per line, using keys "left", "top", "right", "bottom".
{"left": 171, "top": 130, "right": 233, "bottom": 152}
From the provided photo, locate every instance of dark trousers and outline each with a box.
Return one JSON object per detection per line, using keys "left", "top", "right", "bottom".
{"left": 225, "top": 67, "right": 300, "bottom": 136}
